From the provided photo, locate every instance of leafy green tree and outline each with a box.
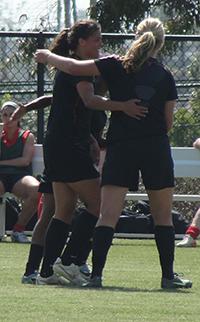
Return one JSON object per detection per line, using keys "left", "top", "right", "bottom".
{"left": 160, "top": 0, "right": 200, "bottom": 34}
{"left": 89, "top": 0, "right": 200, "bottom": 33}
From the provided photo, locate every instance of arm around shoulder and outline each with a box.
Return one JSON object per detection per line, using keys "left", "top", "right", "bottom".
{"left": 25, "top": 95, "right": 52, "bottom": 112}
{"left": 35, "top": 49, "right": 100, "bottom": 76}
{"left": 48, "top": 53, "right": 99, "bottom": 76}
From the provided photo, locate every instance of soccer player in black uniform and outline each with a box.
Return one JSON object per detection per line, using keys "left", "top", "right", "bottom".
{"left": 35, "top": 17, "right": 192, "bottom": 289}
{"left": 12, "top": 97, "right": 107, "bottom": 284}
{"left": 24, "top": 20, "right": 145, "bottom": 285}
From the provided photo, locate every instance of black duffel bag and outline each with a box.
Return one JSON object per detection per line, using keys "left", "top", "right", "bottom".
{"left": 115, "top": 201, "right": 189, "bottom": 234}
{"left": 115, "top": 209, "right": 151, "bottom": 234}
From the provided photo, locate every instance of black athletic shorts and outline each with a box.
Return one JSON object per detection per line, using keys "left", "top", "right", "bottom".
{"left": 101, "top": 135, "right": 174, "bottom": 191}
{"left": 43, "top": 136, "right": 100, "bottom": 183}
{"left": 38, "top": 172, "right": 53, "bottom": 194}
{"left": 0, "top": 173, "right": 29, "bottom": 192}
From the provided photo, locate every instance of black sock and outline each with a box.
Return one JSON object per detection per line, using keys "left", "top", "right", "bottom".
{"left": 154, "top": 225, "right": 175, "bottom": 279}
{"left": 61, "top": 210, "right": 98, "bottom": 266}
{"left": 40, "top": 218, "right": 70, "bottom": 277}
{"left": 91, "top": 226, "right": 114, "bottom": 278}
{"left": 78, "top": 239, "right": 93, "bottom": 266}
{"left": 24, "top": 244, "right": 43, "bottom": 276}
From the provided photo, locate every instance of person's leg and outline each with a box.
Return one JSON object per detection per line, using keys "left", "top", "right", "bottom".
{"left": 176, "top": 207, "right": 200, "bottom": 247}
{"left": 147, "top": 188, "right": 192, "bottom": 288}
{"left": 23, "top": 193, "right": 55, "bottom": 282}
{"left": 147, "top": 188, "right": 174, "bottom": 279}
{"left": 39, "top": 182, "right": 77, "bottom": 279}
{"left": 184, "top": 207, "right": 200, "bottom": 243}
{"left": 11, "top": 175, "right": 39, "bottom": 242}
{"left": 54, "top": 141, "right": 130, "bottom": 286}
{"left": 90, "top": 185, "right": 128, "bottom": 284}
{"left": 31, "top": 193, "right": 55, "bottom": 245}
{"left": 86, "top": 141, "right": 134, "bottom": 286}
{"left": 191, "top": 208, "right": 200, "bottom": 228}
{"left": 77, "top": 239, "right": 93, "bottom": 273}
{"left": 61, "top": 178, "right": 100, "bottom": 267}
{"left": 54, "top": 184, "right": 127, "bottom": 287}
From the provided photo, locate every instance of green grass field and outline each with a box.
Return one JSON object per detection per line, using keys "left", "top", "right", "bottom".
{"left": 0, "top": 238, "right": 199, "bottom": 322}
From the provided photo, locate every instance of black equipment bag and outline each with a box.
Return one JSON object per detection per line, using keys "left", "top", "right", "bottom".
{"left": 115, "top": 201, "right": 189, "bottom": 234}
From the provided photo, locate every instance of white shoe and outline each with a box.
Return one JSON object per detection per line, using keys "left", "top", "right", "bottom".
{"left": 11, "top": 231, "right": 30, "bottom": 243}
{"left": 36, "top": 273, "right": 68, "bottom": 286}
{"left": 53, "top": 258, "right": 87, "bottom": 286}
{"left": 176, "top": 235, "right": 197, "bottom": 247}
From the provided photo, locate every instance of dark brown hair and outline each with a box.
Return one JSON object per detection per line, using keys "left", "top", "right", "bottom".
{"left": 50, "top": 19, "right": 101, "bottom": 57}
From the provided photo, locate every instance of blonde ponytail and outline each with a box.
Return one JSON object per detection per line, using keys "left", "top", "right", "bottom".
{"left": 122, "top": 31, "right": 156, "bottom": 73}
{"left": 122, "top": 18, "right": 165, "bottom": 73}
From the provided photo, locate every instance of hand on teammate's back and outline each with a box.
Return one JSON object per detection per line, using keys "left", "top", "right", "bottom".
{"left": 123, "top": 99, "right": 148, "bottom": 120}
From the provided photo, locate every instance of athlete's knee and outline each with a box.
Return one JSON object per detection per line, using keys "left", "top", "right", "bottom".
{"left": 98, "top": 205, "right": 121, "bottom": 227}
{"left": 86, "top": 203, "right": 100, "bottom": 217}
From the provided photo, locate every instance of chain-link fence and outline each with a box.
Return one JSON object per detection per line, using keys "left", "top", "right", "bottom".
{"left": 0, "top": 31, "right": 200, "bottom": 220}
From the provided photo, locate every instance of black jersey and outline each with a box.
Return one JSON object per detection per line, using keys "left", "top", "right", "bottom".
{"left": 90, "top": 110, "right": 107, "bottom": 147}
{"left": 47, "top": 70, "right": 93, "bottom": 145}
{"left": 95, "top": 56, "right": 178, "bottom": 143}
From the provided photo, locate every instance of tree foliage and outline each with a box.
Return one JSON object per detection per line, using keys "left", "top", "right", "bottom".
{"left": 161, "top": 0, "right": 200, "bottom": 33}
{"left": 89, "top": 0, "right": 200, "bottom": 33}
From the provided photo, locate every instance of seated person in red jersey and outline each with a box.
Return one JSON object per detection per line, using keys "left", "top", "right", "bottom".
{"left": 0, "top": 101, "right": 39, "bottom": 243}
